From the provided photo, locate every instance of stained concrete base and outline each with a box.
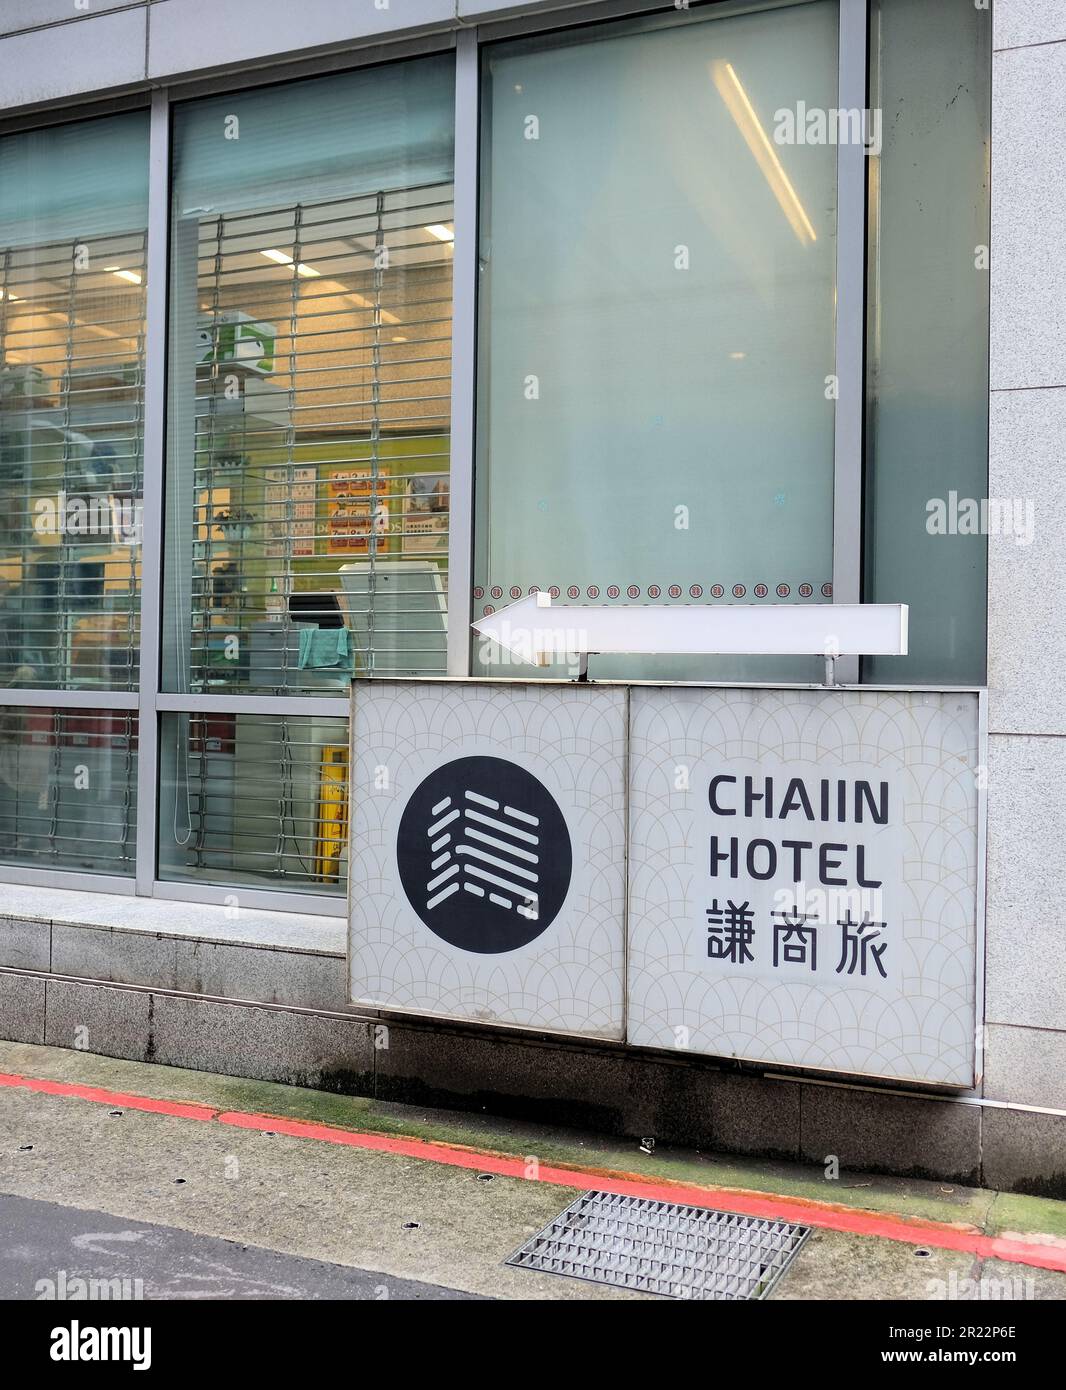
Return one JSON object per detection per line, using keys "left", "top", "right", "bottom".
{"left": 0, "top": 911, "right": 1062, "bottom": 1197}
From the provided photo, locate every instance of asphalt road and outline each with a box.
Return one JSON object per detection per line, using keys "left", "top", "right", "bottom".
{"left": 0, "top": 1192, "right": 484, "bottom": 1301}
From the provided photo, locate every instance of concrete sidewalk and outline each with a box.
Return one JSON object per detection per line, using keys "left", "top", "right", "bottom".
{"left": 2, "top": 1040, "right": 1065, "bottom": 1301}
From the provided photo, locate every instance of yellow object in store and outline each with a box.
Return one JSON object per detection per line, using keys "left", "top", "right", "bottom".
{"left": 314, "top": 744, "right": 348, "bottom": 882}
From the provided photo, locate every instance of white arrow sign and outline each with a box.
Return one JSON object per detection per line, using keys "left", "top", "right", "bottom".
{"left": 473, "top": 593, "right": 908, "bottom": 665}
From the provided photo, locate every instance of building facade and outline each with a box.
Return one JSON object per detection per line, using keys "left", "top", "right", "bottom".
{"left": 0, "top": 0, "right": 1061, "bottom": 1193}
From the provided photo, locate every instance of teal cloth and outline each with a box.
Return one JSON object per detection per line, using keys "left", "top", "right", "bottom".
{"left": 297, "top": 625, "right": 350, "bottom": 670}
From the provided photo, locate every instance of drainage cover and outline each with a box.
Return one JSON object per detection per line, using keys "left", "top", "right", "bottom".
{"left": 506, "top": 1191, "right": 809, "bottom": 1300}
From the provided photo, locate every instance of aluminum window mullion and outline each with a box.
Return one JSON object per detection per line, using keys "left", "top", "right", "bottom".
{"left": 150, "top": 879, "right": 347, "bottom": 919}
{"left": 134, "top": 88, "right": 171, "bottom": 896}
{"left": 156, "top": 693, "right": 350, "bottom": 717}
{"left": 0, "top": 690, "right": 139, "bottom": 710}
{"left": 0, "top": 866, "right": 137, "bottom": 895}
{"left": 447, "top": 25, "right": 479, "bottom": 677}
{"left": 832, "top": 0, "right": 868, "bottom": 685}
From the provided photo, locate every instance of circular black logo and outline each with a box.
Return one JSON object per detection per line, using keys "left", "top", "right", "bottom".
{"left": 397, "top": 755, "right": 572, "bottom": 954}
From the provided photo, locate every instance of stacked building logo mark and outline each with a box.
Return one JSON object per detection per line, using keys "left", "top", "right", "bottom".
{"left": 424, "top": 789, "right": 540, "bottom": 920}
{"left": 397, "top": 754, "right": 572, "bottom": 953}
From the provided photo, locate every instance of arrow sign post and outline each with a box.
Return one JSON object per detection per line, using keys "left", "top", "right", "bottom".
{"left": 473, "top": 593, "right": 908, "bottom": 684}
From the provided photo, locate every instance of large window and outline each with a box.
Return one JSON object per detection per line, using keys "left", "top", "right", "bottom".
{"left": 157, "top": 52, "right": 455, "bottom": 898}
{"left": 0, "top": 113, "right": 149, "bottom": 692}
{"left": 0, "top": 111, "right": 147, "bottom": 885}
{"left": 474, "top": 2, "right": 839, "bottom": 681}
{"left": 473, "top": 0, "right": 990, "bottom": 687}
{"left": 163, "top": 56, "right": 456, "bottom": 696}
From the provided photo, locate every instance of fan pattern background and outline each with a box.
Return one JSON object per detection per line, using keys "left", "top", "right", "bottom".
{"left": 348, "top": 680, "right": 627, "bottom": 1038}
{"left": 627, "top": 687, "right": 980, "bottom": 1085}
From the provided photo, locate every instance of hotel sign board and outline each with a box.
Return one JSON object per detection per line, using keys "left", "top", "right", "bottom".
{"left": 349, "top": 681, "right": 980, "bottom": 1085}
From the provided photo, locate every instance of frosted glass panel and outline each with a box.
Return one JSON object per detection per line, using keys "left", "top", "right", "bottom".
{"left": 864, "top": 0, "right": 990, "bottom": 685}
{"left": 475, "top": 2, "right": 838, "bottom": 681}
{"left": 171, "top": 57, "right": 455, "bottom": 215}
{"left": 0, "top": 112, "right": 148, "bottom": 246}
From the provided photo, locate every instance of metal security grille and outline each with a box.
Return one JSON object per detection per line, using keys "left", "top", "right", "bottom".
{"left": 0, "top": 707, "right": 137, "bottom": 874}
{"left": 507, "top": 1192, "right": 809, "bottom": 1299}
{"left": 180, "top": 182, "right": 453, "bottom": 695}
{"left": 0, "top": 231, "right": 146, "bottom": 691}
{"left": 161, "top": 711, "right": 349, "bottom": 893}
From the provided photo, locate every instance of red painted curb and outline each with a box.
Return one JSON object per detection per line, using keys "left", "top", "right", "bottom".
{"left": 5, "top": 1068, "right": 1066, "bottom": 1275}
{"left": 0, "top": 1071, "right": 218, "bottom": 1122}
{"left": 217, "top": 1110, "right": 1066, "bottom": 1273}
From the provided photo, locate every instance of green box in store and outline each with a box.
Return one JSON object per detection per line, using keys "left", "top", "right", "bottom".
{"left": 196, "top": 312, "right": 276, "bottom": 375}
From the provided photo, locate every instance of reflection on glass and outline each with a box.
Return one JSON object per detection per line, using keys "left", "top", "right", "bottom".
{"left": 475, "top": 3, "right": 839, "bottom": 682}
{"left": 158, "top": 712, "right": 348, "bottom": 894}
{"left": 0, "top": 113, "right": 150, "bottom": 691}
{"left": 164, "top": 57, "right": 455, "bottom": 695}
{"left": 864, "top": 0, "right": 990, "bottom": 685}
{"left": 0, "top": 707, "right": 137, "bottom": 875}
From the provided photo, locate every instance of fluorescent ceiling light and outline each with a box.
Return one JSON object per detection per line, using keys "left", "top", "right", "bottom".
{"left": 710, "top": 60, "right": 817, "bottom": 247}
{"left": 261, "top": 247, "right": 320, "bottom": 278}
{"left": 425, "top": 224, "right": 454, "bottom": 243}
{"left": 102, "top": 265, "right": 142, "bottom": 284}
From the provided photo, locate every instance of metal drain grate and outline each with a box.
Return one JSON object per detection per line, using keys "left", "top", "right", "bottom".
{"left": 507, "top": 1191, "right": 809, "bottom": 1300}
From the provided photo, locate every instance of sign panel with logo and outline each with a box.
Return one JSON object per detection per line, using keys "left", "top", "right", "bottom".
{"left": 348, "top": 680, "right": 627, "bottom": 1038}
{"left": 348, "top": 680, "right": 981, "bottom": 1085}
{"left": 627, "top": 687, "right": 981, "bottom": 1085}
